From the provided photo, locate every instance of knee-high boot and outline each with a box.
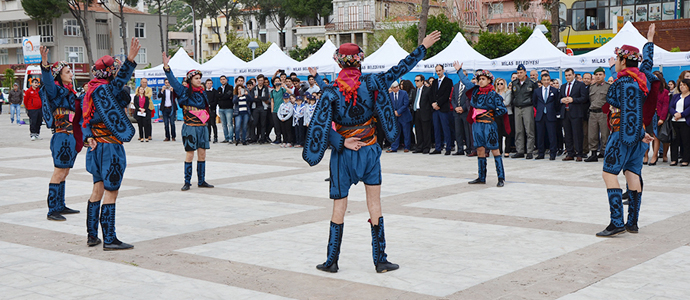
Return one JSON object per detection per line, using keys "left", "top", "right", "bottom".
{"left": 59, "top": 181, "right": 79, "bottom": 214}
{"left": 316, "top": 222, "right": 343, "bottom": 273}
{"left": 469, "top": 157, "right": 487, "bottom": 184}
{"left": 197, "top": 161, "right": 214, "bottom": 188}
{"left": 596, "top": 188, "right": 626, "bottom": 237}
{"left": 494, "top": 156, "right": 505, "bottom": 187}
{"left": 370, "top": 216, "right": 399, "bottom": 273}
{"left": 86, "top": 200, "right": 101, "bottom": 246}
{"left": 46, "top": 183, "right": 65, "bottom": 221}
{"left": 626, "top": 190, "right": 642, "bottom": 233}
{"left": 100, "top": 203, "right": 133, "bottom": 251}
{"left": 182, "top": 162, "right": 192, "bottom": 190}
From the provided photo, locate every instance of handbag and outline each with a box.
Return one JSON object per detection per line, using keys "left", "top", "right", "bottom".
{"left": 657, "top": 113, "right": 675, "bottom": 143}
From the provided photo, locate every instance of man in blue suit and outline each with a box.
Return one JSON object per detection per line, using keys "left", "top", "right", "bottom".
{"left": 387, "top": 81, "right": 413, "bottom": 152}
{"left": 533, "top": 73, "right": 561, "bottom": 160}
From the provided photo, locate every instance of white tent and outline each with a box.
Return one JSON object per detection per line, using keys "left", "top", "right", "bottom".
{"left": 414, "top": 32, "right": 490, "bottom": 72}
{"left": 561, "top": 22, "right": 669, "bottom": 71}
{"left": 233, "top": 43, "right": 299, "bottom": 77}
{"left": 199, "top": 45, "right": 247, "bottom": 77}
{"left": 361, "top": 36, "right": 411, "bottom": 73}
{"left": 290, "top": 39, "right": 339, "bottom": 75}
{"left": 475, "top": 28, "right": 567, "bottom": 72}
{"left": 661, "top": 51, "right": 690, "bottom": 67}
{"left": 134, "top": 49, "right": 200, "bottom": 78}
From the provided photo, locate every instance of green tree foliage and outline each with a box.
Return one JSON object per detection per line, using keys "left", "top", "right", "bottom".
{"left": 3, "top": 69, "right": 15, "bottom": 88}
{"left": 404, "top": 14, "right": 463, "bottom": 59}
{"left": 366, "top": 26, "right": 417, "bottom": 56}
{"left": 224, "top": 34, "right": 271, "bottom": 62}
{"left": 150, "top": 0, "right": 194, "bottom": 32}
{"left": 284, "top": 0, "right": 332, "bottom": 25}
{"left": 288, "top": 37, "right": 325, "bottom": 61}
{"left": 473, "top": 31, "right": 524, "bottom": 59}
{"left": 671, "top": 47, "right": 681, "bottom": 52}
{"left": 21, "top": 0, "right": 68, "bottom": 21}
{"left": 540, "top": 20, "right": 552, "bottom": 41}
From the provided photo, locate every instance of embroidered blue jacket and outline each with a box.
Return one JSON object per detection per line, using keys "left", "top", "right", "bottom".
{"left": 164, "top": 69, "right": 209, "bottom": 110}
{"left": 607, "top": 42, "right": 659, "bottom": 146}
{"left": 40, "top": 66, "right": 79, "bottom": 129}
{"left": 82, "top": 59, "right": 137, "bottom": 143}
{"left": 456, "top": 69, "right": 508, "bottom": 116}
{"left": 302, "top": 45, "right": 427, "bottom": 166}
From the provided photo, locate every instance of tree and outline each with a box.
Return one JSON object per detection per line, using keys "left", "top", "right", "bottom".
{"left": 184, "top": 0, "right": 210, "bottom": 62}
{"left": 542, "top": 0, "right": 560, "bottom": 44}
{"left": 417, "top": 0, "right": 430, "bottom": 45}
{"left": 288, "top": 37, "right": 324, "bottom": 60}
{"left": 22, "top": 0, "right": 96, "bottom": 67}
{"left": 209, "top": 0, "right": 242, "bottom": 36}
{"left": 244, "top": 0, "right": 291, "bottom": 49}
{"left": 3, "top": 69, "right": 15, "bottom": 88}
{"left": 404, "top": 14, "right": 463, "bottom": 58}
{"left": 145, "top": 0, "right": 172, "bottom": 54}
{"left": 224, "top": 34, "right": 270, "bottom": 62}
{"left": 98, "top": 0, "right": 139, "bottom": 57}
{"left": 366, "top": 25, "right": 417, "bottom": 56}
{"left": 473, "top": 31, "right": 524, "bottom": 59}
{"left": 283, "top": 0, "right": 332, "bottom": 26}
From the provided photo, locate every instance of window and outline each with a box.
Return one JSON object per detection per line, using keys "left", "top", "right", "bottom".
{"left": 64, "top": 19, "right": 80, "bottom": 37}
{"left": 64, "top": 46, "right": 84, "bottom": 63}
{"left": 13, "top": 21, "right": 28, "bottom": 44}
{"left": 338, "top": 7, "right": 345, "bottom": 23}
{"left": 121, "top": 47, "right": 146, "bottom": 64}
{"left": 38, "top": 20, "right": 54, "bottom": 43}
{"left": 364, "top": 5, "right": 370, "bottom": 21}
{"left": 0, "top": 23, "right": 10, "bottom": 44}
{"left": 349, "top": 6, "right": 358, "bottom": 23}
{"left": 16, "top": 51, "right": 23, "bottom": 64}
{"left": 0, "top": 48, "right": 8, "bottom": 64}
{"left": 569, "top": 0, "right": 677, "bottom": 30}
{"left": 489, "top": 2, "right": 503, "bottom": 15}
{"left": 119, "top": 22, "right": 127, "bottom": 38}
{"left": 134, "top": 22, "right": 145, "bottom": 38}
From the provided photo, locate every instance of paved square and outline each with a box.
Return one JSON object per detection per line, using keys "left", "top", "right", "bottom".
{"left": 121, "top": 162, "right": 299, "bottom": 183}
{"left": 0, "top": 177, "right": 139, "bottom": 207}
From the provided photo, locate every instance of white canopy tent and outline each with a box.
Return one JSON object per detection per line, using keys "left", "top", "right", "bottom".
{"left": 290, "top": 39, "right": 340, "bottom": 75}
{"left": 414, "top": 32, "right": 490, "bottom": 72}
{"left": 475, "top": 28, "right": 567, "bottom": 72}
{"left": 561, "top": 22, "right": 669, "bottom": 71}
{"left": 134, "top": 49, "right": 200, "bottom": 78}
{"left": 232, "top": 43, "right": 299, "bottom": 77}
{"left": 661, "top": 51, "right": 690, "bottom": 67}
{"left": 198, "top": 45, "right": 247, "bottom": 77}
{"left": 361, "top": 36, "right": 411, "bottom": 73}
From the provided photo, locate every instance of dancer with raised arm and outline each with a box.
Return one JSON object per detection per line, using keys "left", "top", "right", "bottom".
{"left": 304, "top": 31, "right": 441, "bottom": 273}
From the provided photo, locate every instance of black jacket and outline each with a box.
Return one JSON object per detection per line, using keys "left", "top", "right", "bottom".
{"left": 205, "top": 88, "right": 218, "bottom": 111}
{"left": 430, "top": 77, "right": 453, "bottom": 113}
{"left": 133, "top": 95, "right": 152, "bottom": 118}
{"left": 510, "top": 79, "right": 538, "bottom": 108}
{"left": 250, "top": 85, "right": 270, "bottom": 111}
{"left": 559, "top": 80, "right": 589, "bottom": 119}
{"left": 157, "top": 87, "right": 178, "bottom": 110}
{"left": 451, "top": 81, "right": 470, "bottom": 118}
{"left": 410, "top": 85, "right": 433, "bottom": 122}
{"left": 217, "top": 84, "right": 234, "bottom": 109}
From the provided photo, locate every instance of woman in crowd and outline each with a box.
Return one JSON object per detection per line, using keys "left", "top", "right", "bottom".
{"left": 668, "top": 80, "right": 675, "bottom": 93}
{"left": 233, "top": 83, "right": 252, "bottom": 146}
{"left": 39, "top": 46, "right": 83, "bottom": 221}
{"left": 672, "top": 71, "right": 690, "bottom": 95}
{"left": 495, "top": 77, "right": 513, "bottom": 157}
{"left": 647, "top": 71, "right": 669, "bottom": 165}
{"left": 669, "top": 78, "right": 690, "bottom": 166}
{"left": 162, "top": 53, "right": 214, "bottom": 191}
{"left": 133, "top": 86, "right": 152, "bottom": 142}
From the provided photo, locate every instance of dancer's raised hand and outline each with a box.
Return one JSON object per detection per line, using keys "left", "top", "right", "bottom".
{"left": 647, "top": 23, "right": 655, "bottom": 43}
{"left": 308, "top": 67, "right": 318, "bottom": 77}
{"left": 162, "top": 52, "right": 171, "bottom": 69}
{"left": 127, "top": 38, "right": 141, "bottom": 62}
{"left": 40, "top": 46, "right": 49, "bottom": 65}
{"left": 422, "top": 30, "right": 441, "bottom": 49}
{"left": 453, "top": 61, "right": 463, "bottom": 71}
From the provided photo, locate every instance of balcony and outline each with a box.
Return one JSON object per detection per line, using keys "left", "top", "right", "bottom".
{"left": 325, "top": 21, "right": 375, "bottom": 33}
{"left": 203, "top": 34, "right": 220, "bottom": 44}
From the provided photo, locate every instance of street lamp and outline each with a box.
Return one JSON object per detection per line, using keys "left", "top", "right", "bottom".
{"left": 247, "top": 41, "right": 259, "bottom": 60}
{"left": 183, "top": 3, "right": 196, "bottom": 62}
{"left": 556, "top": 42, "right": 567, "bottom": 53}
{"left": 535, "top": 24, "right": 548, "bottom": 35}
{"left": 68, "top": 52, "right": 78, "bottom": 80}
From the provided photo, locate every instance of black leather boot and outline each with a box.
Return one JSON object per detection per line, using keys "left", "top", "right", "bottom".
{"left": 370, "top": 217, "right": 399, "bottom": 273}
{"left": 316, "top": 222, "right": 343, "bottom": 273}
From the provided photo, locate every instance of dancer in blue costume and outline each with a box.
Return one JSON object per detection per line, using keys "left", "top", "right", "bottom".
{"left": 80, "top": 38, "right": 141, "bottom": 250}
{"left": 453, "top": 61, "right": 509, "bottom": 187}
{"left": 304, "top": 31, "right": 441, "bottom": 273}
{"left": 161, "top": 53, "right": 214, "bottom": 191}
{"left": 596, "top": 24, "right": 659, "bottom": 237}
{"left": 39, "top": 47, "right": 84, "bottom": 221}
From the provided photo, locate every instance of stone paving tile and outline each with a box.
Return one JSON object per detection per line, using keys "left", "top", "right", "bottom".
{"left": 0, "top": 147, "right": 51, "bottom": 159}
{"left": 1, "top": 155, "right": 173, "bottom": 172}
{"left": 117, "top": 161, "right": 299, "bottom": 183}
{"left": 558, "top": 246, "right": 690, "bottom": 300}
{"left": 0, "top": 241, "right": 294, "bottom": 300}
{"left": 0, "top": 191, "right": 320, "bottom": 243}
{"left": 0, "top": 178, "right": 139, "bottom": 207}
{"left": 178, "top": 213, "right": 602, "bottom": 297}
{"left": 406, "top": 182, "right": 690, "bottom": 226}
{"left": 217, "top": 170, "right": 460, "bottom": 202}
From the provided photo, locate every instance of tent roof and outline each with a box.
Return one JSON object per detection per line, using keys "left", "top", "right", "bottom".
{"left": 237, "top": 43, "right": 299, "bottom": 76}
{"left": 415, "top": 32, "right": 489, "bottom": 72}
{"left": 476, "top": 28, "right": 566, "bottom": 71}
{"left": 291, "top": 39, "right": 339, "bottom": 74}
{"left": 135, "top": 49, "right": 200, "bottom": 78}
{"left": 199, "top": 46, "right": 247, "bottom": 77}
{"left": 362, "top": 36, "right": 411, "bottom": 73}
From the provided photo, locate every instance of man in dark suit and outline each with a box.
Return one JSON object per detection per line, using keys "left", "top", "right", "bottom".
{"left": 559, "top": 68, "right": 590, "bottom": 161}
{"left": 410, "top": 74, "right": 433, "bottom": 153}
{"left": 451, "top": 73, "right": 472, "bottom": 155}
{"left": 430, "top": 64, "right": 453, "bottom": 155}
{"left": 387, "top": 81, "right": 412, "bottom": 152}
{"left": 532, "top": 73, "right": 561, "bottom": 160}
{"left": 158, "top": 79, "right": 178, "bottom": 142}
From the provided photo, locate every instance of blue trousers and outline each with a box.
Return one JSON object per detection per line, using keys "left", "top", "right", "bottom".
{"left": 234, "top": 113, "right": 250, "bottom": 142}
{"left": 218, "top": 108, "right": 234, "bottom": 141}
{"left": 536, "top": 118, "right": 557, "bottom": 157}
{"left": 86, "top": 143, "right": 126, "bottom": 191}
{"left": 10, "top": 103, "right": 20, "bottom": 123}
{"left": 433, "top": 111, "right": 452, "bottom": 152}
{"left": 161, "top": 107, "right": 176, "bottom": 139}
{"left": 329, "top": 144, "right": 382, "bottom": 199}
{"left": 391, "top": 118, "right": 411, "bottom": 151}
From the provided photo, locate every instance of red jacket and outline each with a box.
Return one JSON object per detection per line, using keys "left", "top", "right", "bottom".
{"left": 24, "top": 87, "right": 42, "bottom": 110}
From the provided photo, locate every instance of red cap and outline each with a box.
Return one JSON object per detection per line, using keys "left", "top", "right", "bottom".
{"left": 619, "top": 45, "right": 640, "bottom": 54}
{"left": 94, "top": 55, "right": 115, "bottom": 70}
{"left": 338, "top": 43, "right": 361, "bottom": 55}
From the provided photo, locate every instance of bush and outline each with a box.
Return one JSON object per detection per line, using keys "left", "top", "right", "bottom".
{"left": 289, "top": 37, "right": 325, "bottom": 61}
{"left": 224, "top": 34, "right": 271, "bottom": 62}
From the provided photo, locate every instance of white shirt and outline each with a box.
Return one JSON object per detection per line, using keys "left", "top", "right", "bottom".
{"left": 414, "top": 87, "right": 422, "bottom": 110}
{"left": 438, "top": 76, "right": 444, "bottom": 88}
{"left": 676, "top": 95, "right": 687, "bottom": 122}
{"left": 163, "top": 89, "right": 172, "bottom": 107}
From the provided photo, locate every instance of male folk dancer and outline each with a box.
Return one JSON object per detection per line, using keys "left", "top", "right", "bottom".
{"left": 39, "top": 47, "right": 83, "bottom": 221}
{"left": 81, "top": 38, "right": 141, "bottom": 250}
{"left": 597, "top": 25, "right": 659, "bottom": 237}
{"left": 303, "top": 31, "right": 441, "bottom": 273}
{"left": 161, "top": 53, "right": 214, "bottom": 191}
{"left": 454, "top": 62, "right": 509, "bottom": 187}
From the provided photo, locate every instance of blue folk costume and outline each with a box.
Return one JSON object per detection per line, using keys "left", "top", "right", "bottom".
{"left": 599, "top": 42, "right": 660, "bottom": 236}
{"left": 163, "top": 68, "right": 213, "bottom": 189}
{"left": 81, "top": 56, "right": 137, "bottom": 250}
{"left": 40, "top": 61, "right": 84, "bottom": 220}
{"left": 303, "top": 43, "right": 427, "bottom": 273}
{"left": 457, "top": 69, "right": 509, "bottom": 186}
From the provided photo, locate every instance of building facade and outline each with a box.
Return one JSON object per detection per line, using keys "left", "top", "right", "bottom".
{"left": 168, "top": 31, "right": 194, "bottom": 54}
{"left": 454, "top": 0, "right": 549, "bottom": 42}
{"left": 0, "top": 1, "right": 171, "bottom": 83}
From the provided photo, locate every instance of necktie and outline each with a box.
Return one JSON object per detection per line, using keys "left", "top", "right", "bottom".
{"left": 566, "top": 83, "right": 571, "bottom": 110}
{"left": 543, "top": 87, "right": 548, "bottom": 113}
